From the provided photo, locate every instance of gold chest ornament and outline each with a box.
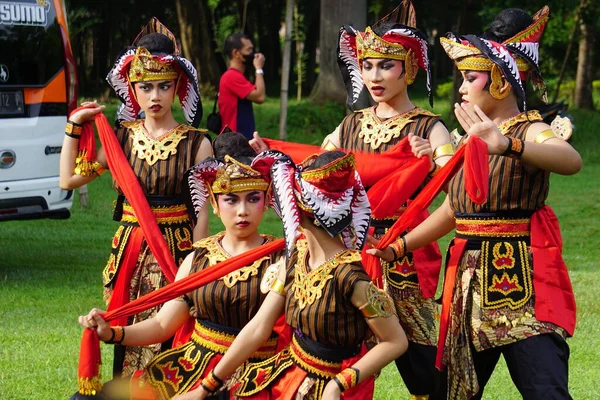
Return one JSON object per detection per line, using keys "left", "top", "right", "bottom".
{"left": 125, "top": 121, "right": 189, "bottom": 166}
{"left": 358, "top": 106, "right": 438, "bottom": 150}
{"left": 194, "top": 234, "right": 274, "bottom": 288}
{"left": 292, "top": 240, "right": 362, "bottom": 310}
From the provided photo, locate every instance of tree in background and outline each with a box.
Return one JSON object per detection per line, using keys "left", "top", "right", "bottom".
{"left": 310, "top": 0, "right": 367, "bottom": 105}
{"left": 575, "top": 0, "right": 597, "bottom": 109}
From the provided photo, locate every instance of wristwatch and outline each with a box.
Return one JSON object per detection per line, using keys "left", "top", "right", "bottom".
{"left": 255, "top": 68, "right": 264, "bottom": 75}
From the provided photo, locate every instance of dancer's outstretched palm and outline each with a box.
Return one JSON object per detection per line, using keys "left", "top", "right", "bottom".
{"left": 454, "top": 103, "right": 509, "bottom": 155}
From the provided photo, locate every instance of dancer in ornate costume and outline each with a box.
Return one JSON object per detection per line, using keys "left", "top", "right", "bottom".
{"left": 178, "top": 150, "right": 406, "bottom": 400}
{"left": 322, "top": 3, "right": 452, "bottom": 398}
{"left": 78, "top": 132, "right": 287, "bottom": 399}
{"left": 62, "top": 18, "right": 212, "bottom": 376}
{"left": 368, "top": 7, "right": 581, "bottom": 399}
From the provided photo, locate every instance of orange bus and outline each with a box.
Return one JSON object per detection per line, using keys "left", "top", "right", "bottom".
{"left": 0, "top": 0, "right": 78, "bottom": 221}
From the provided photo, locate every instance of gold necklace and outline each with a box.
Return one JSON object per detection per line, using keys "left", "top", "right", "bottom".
{"left": 359, "top": 106, "right": 437, "bottom": 150}
{"left": 497, "top": 110, "right": 542, "bottom": 135}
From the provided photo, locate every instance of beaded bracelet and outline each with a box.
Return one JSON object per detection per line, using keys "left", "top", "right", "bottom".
{"left": 105, "top": 326, "right": 125, "bottom": 345}
{"left": 333, "top": 367, "right": 360, "bottom": 392}
{"left": 201, "top": 370, "right": 223, "bottom": 393}
{"left": 502, "top": 137, "right": 525, "bottom": 159}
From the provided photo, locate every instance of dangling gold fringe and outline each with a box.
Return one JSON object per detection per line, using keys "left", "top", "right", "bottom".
{"left": 74, "top": 149, "right": 96, "bottom": 176}
{"left": 78, "top": 375, "right": 103, "bottom": 395}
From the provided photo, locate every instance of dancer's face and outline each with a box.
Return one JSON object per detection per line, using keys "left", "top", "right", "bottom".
{"left": 458, "top": 71, "right": 495, "bottom": 114}
{"left": 362, "top": 58, "right": 407, "bottom": 103}
{"left": 134, "top": 79, "right": 176, "bottom": 120}
{"left": 217, "top": 190, "right": 266, "bottom": 239}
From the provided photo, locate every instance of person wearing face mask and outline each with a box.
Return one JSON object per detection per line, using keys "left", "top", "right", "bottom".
{"left": 218, "top": 32, "right": 266, "bottom": 140}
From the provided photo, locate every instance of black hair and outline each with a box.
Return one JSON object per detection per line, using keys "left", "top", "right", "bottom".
{"left": 482, "top": 8, "right": 533, "bottom": 42}
{"left": 303, "top": 150, "right": 347, "bottom": 171}
{"left": 224, "top": 32, "right": 251, "bottom": 57}
{"left": 212, "top": 131, "right": 256, "bottom": 164}
{"left": 136, "top": 33, "right": 175, "bottom": 55}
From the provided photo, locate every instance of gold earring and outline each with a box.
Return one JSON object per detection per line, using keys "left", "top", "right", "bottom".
{"left": 489, "top": 64, "right": 511, "bottom": 100}
{"left": 404, "top": 49, "right": 419, "bottom": 86}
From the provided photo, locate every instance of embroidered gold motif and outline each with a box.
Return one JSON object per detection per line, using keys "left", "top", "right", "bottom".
{"left": 293, "top": 239, "right": 362, "bottom": 309}
{"left": 359, "top": 107, "right": 439, "bottom": 150}
{"left": 491, "top": 242, "right": 516, "bottom": 270}
{"left": 194, "top": 233, "right": 275, "bottom": 288}
{"left": 488, "top": 272, "right": 524, "bottom": 296}
{"left": 481, "top": 240, "right": 533, "bottom": 310}
{"left": 497, "top": 111, "right": 542, "bottom": 135}
{"left": 125, "top": 121, "right": 192, "bottom": 166}
{"left": 359, "top": 282, "right": 396, "bottom": 319}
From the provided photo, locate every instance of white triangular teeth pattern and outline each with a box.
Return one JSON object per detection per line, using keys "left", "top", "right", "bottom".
{"left": 107, "top": 49, "right": 137, "bottom": 121}
{"left": 271, "top": 160, "right": 301, "bottom": 255}
{"left": 482, "top": 39, "right": 522, "bottom": 87}
{"left": 507, "top": 42, "right": 539, "bottom": 65}
{"left": 349, "top": 171, "right": 371, "bottom": 249}
{"left": 301, "top": 180, "right": 352, "bottom": 228}
{"left": 339, "top": 27, "right": 364, "bottom": 105}
{"left": 187, "top": 159, "right": 220, "bottom": 215}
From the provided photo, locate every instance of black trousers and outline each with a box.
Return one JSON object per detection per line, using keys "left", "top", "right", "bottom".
{"left": 438, "top": 333, "right": 571, "bottom": 400}
{"left": 395, "top": 341, "right": 445, "bottom": 398}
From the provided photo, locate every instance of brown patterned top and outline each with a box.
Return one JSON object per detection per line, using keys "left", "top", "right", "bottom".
{"left": 187, "top": 233, "right": 285, "bottom": 329}
{"left": 284, "top": 239, "right": 371, "bottom": 347}
{"left": 113, "top": 120, "right": 207, "bottom": 196}
{"left": 448, "top": 119, "right": 550, "bottom": 213}
{"left": 338, "top": 106, "right": 441, "bottom": 153}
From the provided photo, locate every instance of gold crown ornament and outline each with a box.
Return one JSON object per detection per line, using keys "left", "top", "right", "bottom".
{"left": 356, "top": 27, "right": 408, "bottom": 62}
{"left": 211, "top": 155, "right": 270, "bottom": 195}
{"left": 128, "top": 47, "right": 179, "bottom": 83}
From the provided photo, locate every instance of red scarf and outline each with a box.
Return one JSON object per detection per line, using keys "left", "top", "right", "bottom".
{"left": 76, "top": 238, "right": 285, "bottom": 395}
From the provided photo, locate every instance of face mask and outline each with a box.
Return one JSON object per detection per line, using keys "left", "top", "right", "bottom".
{"left": 243, "top": 51, "right": 255, "bottom": 66}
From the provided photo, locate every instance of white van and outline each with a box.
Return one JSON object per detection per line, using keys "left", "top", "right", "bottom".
{"left": 0, "top": 0, "right": 78, "bottom": 221}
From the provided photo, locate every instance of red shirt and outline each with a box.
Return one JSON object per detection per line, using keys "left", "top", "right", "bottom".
{"left": 218, "top": 68, "right": 256, "bottom": 139}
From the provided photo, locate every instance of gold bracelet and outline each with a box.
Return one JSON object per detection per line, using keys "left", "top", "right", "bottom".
{"left": 502, "top": 137, "right": 525, "bottom": 158}
{"left": 201, "top": 370, "right": 223, "bottom": 393}
{"left": 428, "top": 163, "right": 442, "bottom": 177}
{"left": 433, "top": 143, "right": 454, "bottom": 160}
{"left": 333, "top": 367, "right": 360, "bottom": 392}
{"left": 389, "top": 237, "right": 406, "bottom": 262}
{"left": 65, "top": 120, "right": 83, "bottom": 136}
{"left": 91, "top": 161, "right": 107, "bottom": 176}
{"left": 106, "top": 326, "right": 125, "bottom": 344}
{"left": 534, "top": 129, "right": 556, "bottom": 144}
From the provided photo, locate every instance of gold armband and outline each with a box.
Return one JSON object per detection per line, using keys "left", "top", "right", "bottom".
{"left": 321, "top": 138, "right": 338, "bottom": 150}
{"left": 270, "top": 279, "right": 286, "bottom": 296}
{"left": 433, "top": 143, "right": 454, "bottom": 160}
{"left": 358, "top": 282, "right": 396, "bottom": 319}
{"left": 533, "top": 129, "right": 556, "bottom": 144}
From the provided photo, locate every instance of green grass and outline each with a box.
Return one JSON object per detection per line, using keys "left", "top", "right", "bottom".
{"left": 0, "top": 99, "right": 598, "bottom": 399}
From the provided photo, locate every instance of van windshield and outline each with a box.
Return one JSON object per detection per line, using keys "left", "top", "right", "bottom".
{"left": 0, "top": 0, "right": 62, "bottom": 87}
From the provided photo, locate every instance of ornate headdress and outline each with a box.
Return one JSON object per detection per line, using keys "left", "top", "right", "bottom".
{"left": 255, "top": 151, "right": 371, "bottom": 255}
{"left": 107, "top": 17, "right": 202, "bottom": 127}
{"left": 184, "top": 155, "right": 271, "bottom": 217}
{"left": 440, "top": 6, "right": 550, "bottom": 109}
{"left": 337, "top": 0, "right": 433, "bottom": 109}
